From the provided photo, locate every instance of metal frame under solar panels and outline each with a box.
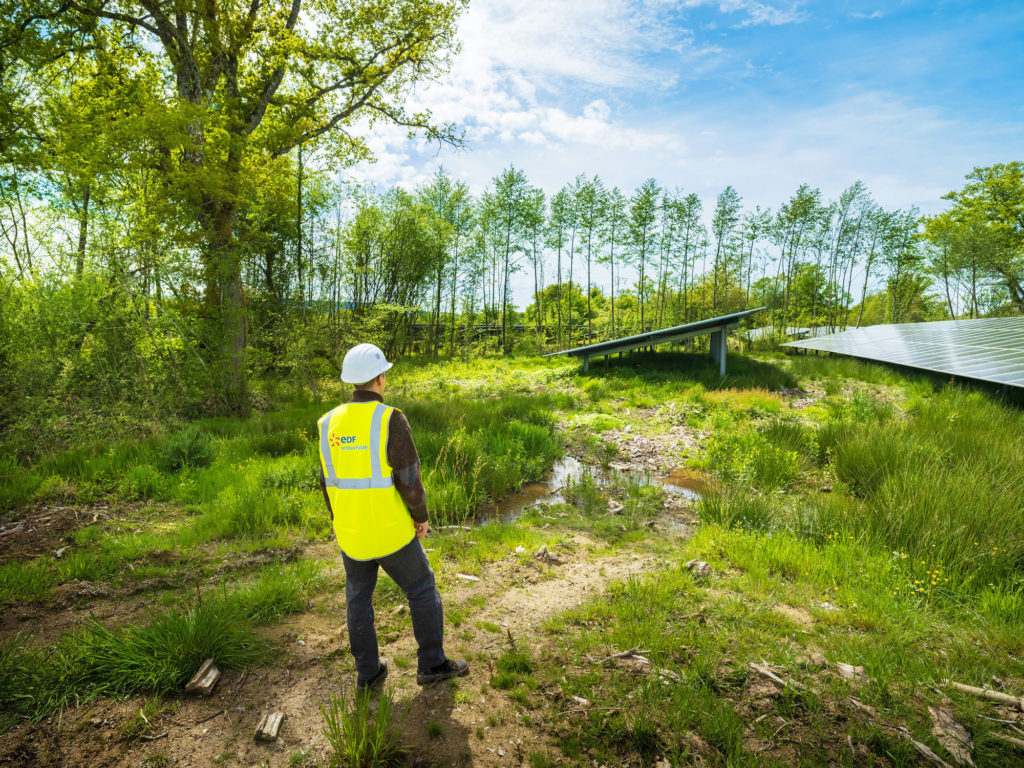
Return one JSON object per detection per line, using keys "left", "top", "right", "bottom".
{"left": 782, "top": 317, "right": 1024, "bottom": 389}
{"left": 545, "top": 307, "right": 766, "bottom": 375}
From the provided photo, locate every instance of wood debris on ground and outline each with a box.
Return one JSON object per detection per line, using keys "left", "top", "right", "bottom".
{"left": 254, "top": 712, "right": 285, "bottom": 742}
{"left": 184, "top": 658, "right": 221, "bottom": 696}
{"left": 534, "top": 545, "right": 563, "bottom": 565}
{"left": 836, "top": 662, "right": 868, "bottom": 682}
{"left": 943, "top": 680, "right": 1024, "bottom": 710}
{"left": 928, "top": 706, "right": 974, "bottom": 767}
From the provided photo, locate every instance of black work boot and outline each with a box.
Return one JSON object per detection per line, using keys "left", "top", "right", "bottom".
{"left": 416, "top": 658, "right": 469, "bottom": 685}
{"left": 356, "top": 660, "right": 388, "bottom": 693}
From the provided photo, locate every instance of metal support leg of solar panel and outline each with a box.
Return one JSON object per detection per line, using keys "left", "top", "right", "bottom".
{"left": 545, "top": 308, "right": 765, "bottom": 376}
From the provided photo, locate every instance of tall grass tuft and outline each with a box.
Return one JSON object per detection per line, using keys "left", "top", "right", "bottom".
{"left": 321, "top": 689, "right": 408, "bottom": 768}
{"left": 62, "top": 602, "right": 266, "bottom": 700}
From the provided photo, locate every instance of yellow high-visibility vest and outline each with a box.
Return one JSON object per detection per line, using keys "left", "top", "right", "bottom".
{"left": 318, "top": 401, "right": 415, "bottom": 560}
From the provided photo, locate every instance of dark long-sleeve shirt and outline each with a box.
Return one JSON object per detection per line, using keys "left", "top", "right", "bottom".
{"left": 318, "top": 389, "right": 428, "bottom": 523}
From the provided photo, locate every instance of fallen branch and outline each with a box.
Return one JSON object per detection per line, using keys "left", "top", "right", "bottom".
{"left": 885, "top": 725, "right": 954, "bottom": 768}
{"left": 140, "top": 731, "right": 168, "bottom": 742}
{"left": 992, "top": 733, "right": 1024, "bottom": 751}
{"left": 943, "top": 681, "right": 1024, "bottom": 710}
{"left": 591, "top": 647, "right": 652, "bottom": 665}
{"left": 749, "top": 661, "right": 806, "bottom": 691}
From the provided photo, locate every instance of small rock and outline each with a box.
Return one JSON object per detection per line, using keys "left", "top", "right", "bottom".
{"left": 297, "top": 640, "right": 305, "bottom": 646}
{"left": 570, "top": 695, "right": 591, "bottom": 707}
{"left": 836, "top": 662, "right": 868, "bottom": 681}
{"left": 809, "top": 652, "right": 827, "bottom": 667}
{"left": 455, "top": 573, "right": 480, "bottom": 582}
{"left": 684, "top": 559, "right": 711, "bottom": 577}
{"left": 991, "top": 676, "right": 1005, "bottom": 690}
{"left": 54, "top": 546, "right": 70, "bottom": 559}
{"left": 607, "top": 499, "right": 624, "bottom": 514}
{"left": 392, "top": 604, "right": 407, "bottom": 615}
{"left": 497, "top": 747, "right": 505, "bottom": 757}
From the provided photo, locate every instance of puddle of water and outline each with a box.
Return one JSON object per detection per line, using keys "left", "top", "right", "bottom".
{"left": 658, "top": 468, "right": 715, "bottom": 500}
{"left": 480, "top": 457, "right": 712, "bottom": 524}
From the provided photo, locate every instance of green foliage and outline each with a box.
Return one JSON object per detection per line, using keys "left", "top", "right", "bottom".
{"left": 123, "top": 464, "right": 166, "bottom": 500}
{"left": 62, "top": 604, "right": 266, "bottom": 700}
{"left": 162, "top": 426, "right": 215, "bottom": 472}
{"left": 321, "top": 689, "right": 408, "bottom": 768}
{"left": 0, "top": 558, "right": 320, "bottom": 723}
{"left": 0, "top": 634, "right": 46, "bottom": 731}
{"left": 0, "top": 560, "right": 55, "bottom": 605}
{"left": 228, "top": 561, "right": 323, "bottom": 625}
{"left": 702, "top": 426, "right": 802, "bottom": 492}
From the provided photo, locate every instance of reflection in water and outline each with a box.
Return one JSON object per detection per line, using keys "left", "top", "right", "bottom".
{"left": 482, "top": 456, "right": 712, "bottom": 524}
{"left": 658, "top": 468, "right": 715, "bottom": 500}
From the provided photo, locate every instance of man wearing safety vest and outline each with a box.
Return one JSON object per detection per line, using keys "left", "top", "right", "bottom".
{"left": 318, "top": 343, "right": 469, "bottom": 692}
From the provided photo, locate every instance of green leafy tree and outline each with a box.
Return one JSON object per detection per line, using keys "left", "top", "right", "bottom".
{"left": 626, "top": 179, "right": 660, "bottom": 331}
{"left": 5, "top": 0, "right": 464, "bottom": 411}
{"left": 939, "top": 163, "right": 1024, "bottom": 313}
{"left": 710, "top": 185, "right": 742, "bottom": 313}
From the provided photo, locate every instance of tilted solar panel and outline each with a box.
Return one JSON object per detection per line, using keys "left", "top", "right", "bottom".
{"left": 782, "top": 317, "right": 1024, "bottom": 388}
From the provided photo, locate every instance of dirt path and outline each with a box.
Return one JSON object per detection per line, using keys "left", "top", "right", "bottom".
{"left": 3, "top": 516, "right": 691, "bottom": 768}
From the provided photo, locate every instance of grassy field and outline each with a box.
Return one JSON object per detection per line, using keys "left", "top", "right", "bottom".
{"left": 1, "top": 349, "right": 1023, "bottom": 766}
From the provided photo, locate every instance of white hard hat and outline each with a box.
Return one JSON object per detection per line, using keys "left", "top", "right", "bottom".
{"left": 341, "top": 343, "right": 393, "bottom": 384}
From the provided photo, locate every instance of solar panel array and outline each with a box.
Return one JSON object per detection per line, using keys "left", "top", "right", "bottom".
{"left": 783, "top": 317, "right": 1024, "bottom": 388}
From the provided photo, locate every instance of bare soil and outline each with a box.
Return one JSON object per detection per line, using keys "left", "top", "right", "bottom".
{"left": 0, "top": 503, "right": 694, "bottom": 768}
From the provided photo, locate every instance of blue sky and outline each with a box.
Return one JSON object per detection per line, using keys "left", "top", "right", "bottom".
{"left": 345, "top": 0, "right": 1024, "bottom": 302}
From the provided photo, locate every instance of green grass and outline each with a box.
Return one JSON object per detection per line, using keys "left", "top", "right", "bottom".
{"left": 540, "top": 519, "right": 1024, "bottom": 766}
{"left": 3, "top": 348, "right": 1023, "bottom": 763}
{"left": 321, "top": 688, "right": 408, "bottom": 768}
{"left": 0, "top": 559, "right": 55, "bottom": 604}
{"left": 0, "top": 560, "right": 320, "bottom": 727}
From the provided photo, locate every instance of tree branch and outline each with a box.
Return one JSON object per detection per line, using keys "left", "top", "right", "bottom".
{"left": 67, "top": 1, "right": 162, "bottom": 37}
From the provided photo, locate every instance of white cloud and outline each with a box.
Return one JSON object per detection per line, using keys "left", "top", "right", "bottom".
{"left": 684, "top": 0, "right": 807, "bottom": 27}
{"left": 583, "top": 99, "right": 612, "bottom": 122}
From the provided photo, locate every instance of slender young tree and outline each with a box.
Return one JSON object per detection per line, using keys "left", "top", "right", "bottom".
{"left": 522, "top": 186, "right": 547, "bottom": 334}
{"left": 575, "top": 175, "right": 606, "bottom": 340}
{"left": 627, "top": 179, "right": 660, "bottom": 332}
{"left": 710, "top": 185, "right": 742, "bottom": 313}
{"left": 546, "top": 188, "right": 572, "bottom": 347}
{"left": 598, "top": 187, "right": 627, "bottom": 338}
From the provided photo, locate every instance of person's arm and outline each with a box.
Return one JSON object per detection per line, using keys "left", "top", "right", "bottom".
{"left": 387, "top": 411, "right": 428, "bottom": 528}
{"left": 318, "top": 466, "right": 333, "bottom": 521}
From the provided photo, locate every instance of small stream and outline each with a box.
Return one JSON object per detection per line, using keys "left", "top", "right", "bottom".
{"left": 480, "top": 456, "right": 713, "bottom": 523}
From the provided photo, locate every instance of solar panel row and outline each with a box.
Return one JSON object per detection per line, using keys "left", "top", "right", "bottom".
{"left": 782, "top": 317, "right": 1024, "bottom": 388}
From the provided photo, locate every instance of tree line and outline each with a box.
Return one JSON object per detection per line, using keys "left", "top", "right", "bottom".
{"left": 1, "top": 4, "right": 1022, "bottom": 445}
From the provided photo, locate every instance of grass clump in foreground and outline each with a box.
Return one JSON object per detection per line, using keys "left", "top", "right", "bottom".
{"left": 321, "top": 688, "right": 408, "bottom": 768}
{"left": 0, "top": 561, "right": 321, "bottom": 728}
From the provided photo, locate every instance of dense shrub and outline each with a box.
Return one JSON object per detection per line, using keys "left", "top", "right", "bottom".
{"left": 162, "top": 426, "right": 215, "bottom": 471}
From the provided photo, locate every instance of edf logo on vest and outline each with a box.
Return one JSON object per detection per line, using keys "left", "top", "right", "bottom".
{"left": 329, "top": 433, "right": 362, "bottom": 448}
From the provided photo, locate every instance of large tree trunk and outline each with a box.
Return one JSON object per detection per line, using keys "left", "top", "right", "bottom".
{"left": 206, "top": 199, "right": 248, "bottom": 414}
{"left": 76, "top": 182, "right": 89, "bottom": 277}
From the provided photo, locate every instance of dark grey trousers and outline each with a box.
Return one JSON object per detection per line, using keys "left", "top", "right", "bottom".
{"left": 341, "top": 536, "right": 447, "bottom": 683}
